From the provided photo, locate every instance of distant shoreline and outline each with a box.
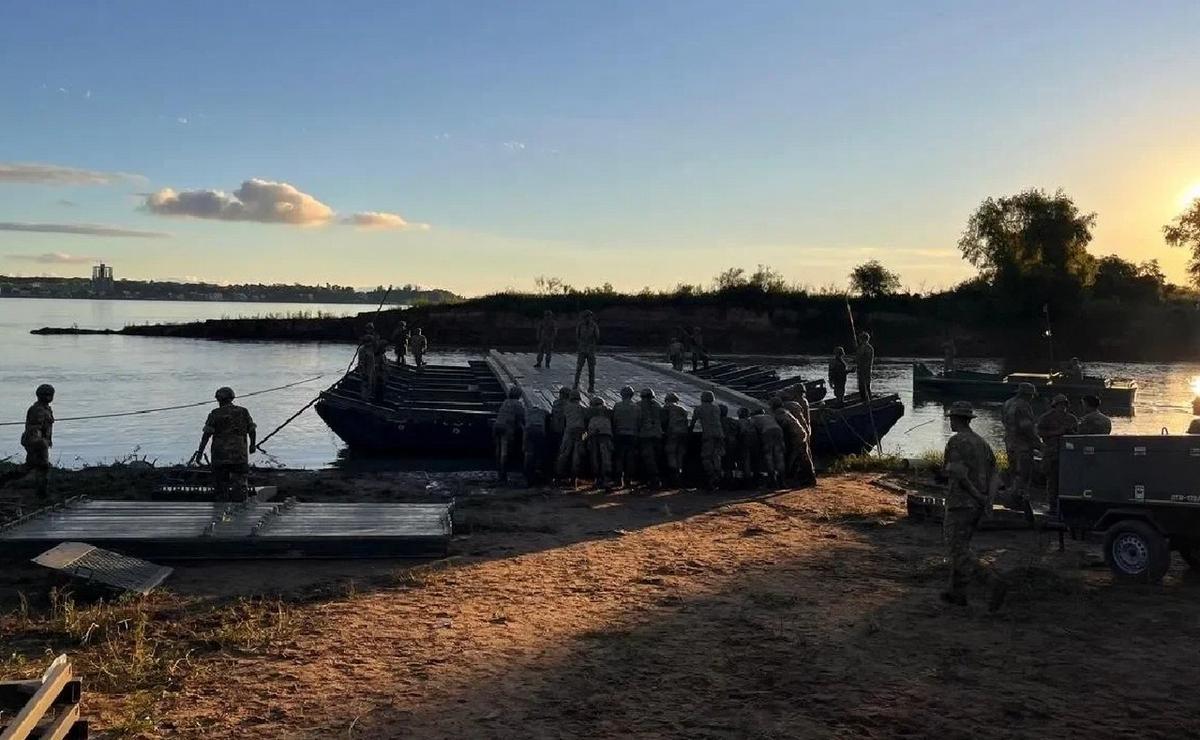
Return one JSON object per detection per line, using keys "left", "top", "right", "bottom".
{"left": 2, "top": 294, "right": 396, "bottom": 306}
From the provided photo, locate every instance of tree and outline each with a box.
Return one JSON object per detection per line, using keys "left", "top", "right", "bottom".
{"left": 848, "top": 260, "right": 902, "bottom": 298}
{"left": 533, "top": 275, "right": 573, "bottom": 295}
{"left": 1164, "top": 198, "right": 1200, "bottom": 287}
{"left": 712, "top": 267, "right": 747, "bottom": 292}
{"left": 958, "top": 188, "right": 1097, "bottom": 309}
{"left": 748, "top": 264, "right": 787, "bottom": 292}
{"left": 1091, "top": 256, "right": 1165, "bottom": 303}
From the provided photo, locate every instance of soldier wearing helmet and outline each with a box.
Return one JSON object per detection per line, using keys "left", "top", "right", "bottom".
{"left": 555, "top": 388, "right": 588, "bottom": 484}
{"left": 750, "top": 407, "right": 785, "bottom": 487}
{"left": 12, "top": 384, "right": 56, "bottom": 499}
{"left": 636, "top": 388, "right": 664, "bottom": 487}
{"left": 573, "top": 310, "right": 600, "bottom": 393}
{"left": 941, "top": 401, "right": 1005, "bottom": 610}
{"left": 390, "top": 320, "right": 410, "bottom": 367}
{"left": 661, "top": 392, "right": 690, "bottom": 485}
{"left": 611, "top": 386, "right": 641, "bottom": 487}
{"left": 1001, "top": 382, "right": 1040, "bottom": 522}
{"left": 1036, "top": 393, "right": 1079, "bottom": 514}
{"left": 771, "top": 395, "right": 815, "bottom": 488}
{"left": 690, "top": 326, "right": 709, "bottom": 372}
{"left": 689, "top": 390, "right": 724, "bottom": 488}
{"left": 410, "top": 328, "right": 428, "bottom": 368}
{"left": 855, "top": 331, "right": 874, "bottom": 400}
{"left": 535, "top": 310, "right": 558, "bottom": 369}
{"left": 193, "top": 387, "right": 257, "bottom": 501}
{"left": 667, "top": 336, "right": 685, "bottom": 371}
{"left": 493, "top": 386, "right": 526, "bottom": 485}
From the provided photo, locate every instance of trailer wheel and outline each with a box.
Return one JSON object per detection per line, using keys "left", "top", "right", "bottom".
{"left": 1103, "top": 520, "right": 1169, "bottom": 584}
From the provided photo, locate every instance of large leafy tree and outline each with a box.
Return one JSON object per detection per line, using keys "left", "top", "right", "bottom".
{"left": 958, "top": 189, "right": 1097, "bottom": 309}
{"left": 1091, "top": 256, "right": 1165, "bottom": 303}
{"left": 849, "top": 260, "right": 902, "bottom": 298}
{"left": 1164, "top": 198, "right": 1200, "bottom": 287}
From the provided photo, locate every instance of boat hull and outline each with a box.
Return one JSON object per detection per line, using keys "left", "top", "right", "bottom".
{"left": 912, "top": 363, "right": 1137, "bottom": 409}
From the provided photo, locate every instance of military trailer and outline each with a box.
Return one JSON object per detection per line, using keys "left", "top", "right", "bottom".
{"left": 1058, "top": 434, "right": 1200, "bottom": 583}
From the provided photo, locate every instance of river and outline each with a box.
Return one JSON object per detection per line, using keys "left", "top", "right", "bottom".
{"left": 2, "top": 297, "right": 1199, "bottom": 468}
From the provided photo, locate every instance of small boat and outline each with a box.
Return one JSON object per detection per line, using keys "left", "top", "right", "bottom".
{"left": 690, "top": 362, "right": 827, "bottom": 403}
{"left": 912, "top": 362, "right": 1137, "bottom": 409}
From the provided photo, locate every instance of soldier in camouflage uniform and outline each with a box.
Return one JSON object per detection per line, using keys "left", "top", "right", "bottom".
{"left": 1077, "top": 395, "right": 1112, "bottom": 435}
{"left": 737, "top": 407, "right": 758, "bottom": 487}
{"left": 661, "top": 392, "right": 690, "bottom": 485}
{"left": 585, "top": 396, "right": 614, "bottom": 488}
{"left": 555, "top": 389, "right": 587, "bottom": 484}
{"left": 535, "top": 310, "right": 557, "bottom": 368}
{"left": 751, "top": 408, "right": 785, "bottom": 487}
{"left": 611, "top": 386, "right": 641, "bottom": 488}
{"left": 573, "top": 311, "right": 600, "bottom": 393}
{"left": 720, "top": 404, "right": 741, "bottom": 483}
{"left": 668, "top": 336, "right": 685, "bottom": 371}
{"left": 357, "top": 323, "right": 380, "bottom": 400}
{"left": 1001, "top": 382, "right": 1039, "bottom": 522}
{"left": 855, "top": 332, "right": 875, "bottom": 400}
{"left": 1036, "top": 393, "right": 1079, "bottom": 514}
{"left": 772, "top": 397, "right": 815, "bottom": 488}
{"left": 636, "top": 388, "right": 664, "bottom": 488}
{"left": 410, "top": 328, "right": 429, "bottom": 368}
{"left": 941, "top": 401, "right": 1006, "bottom": 610}
{"left": 194, "top": 387, "right": 257, "bottom": 501}
{"left": 690, "top": 327, "right": 709, "bottom": 372}
{"left": 15, "top": 384, "right": 56, "bottom": 499}
{"left": 828, "top": 347, "right": 849, "bottom": 405}
{"left": 391, "top": 321, "right": 409, "bottom": 366}
{"left": 493, "top": 386, "right": 526, "bottom": 484}
{"left": 689, "top": 391, "right": 724, "bottom": 489}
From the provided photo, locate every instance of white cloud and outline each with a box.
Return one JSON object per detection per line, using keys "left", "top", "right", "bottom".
{"left": 0, "top": 221, "right": 168, "bottom": 238}
{"left": 502, "top": 141, "right": 526, "bottom": 151}
{"left": 5, "top": 252, "right": 97, "bottom": 264}
{"left": 0, "top": 162, "right": 144, "bottom": 186}
{"left": 342, "top": 211, "right": 429, "bottom": 231}
{"left": 143, "top": 179, "right": 335, "bottom": 225}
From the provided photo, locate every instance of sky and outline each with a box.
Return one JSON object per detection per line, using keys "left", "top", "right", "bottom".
{"left": 2, "top": 1, "right": 1199, "bottom": 296}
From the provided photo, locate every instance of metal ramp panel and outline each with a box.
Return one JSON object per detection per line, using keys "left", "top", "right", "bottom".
{"left": 32, "top": 542, "right": 173, "bottom": 595}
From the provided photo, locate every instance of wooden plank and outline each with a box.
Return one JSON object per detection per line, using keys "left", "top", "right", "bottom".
{"left": 35, "top": 704, "right": 80, "bottom": 740}
{"left": 0, "top": 656, "right": 71, "bottom": 740}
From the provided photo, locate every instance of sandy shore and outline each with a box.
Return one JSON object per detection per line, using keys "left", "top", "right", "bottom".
{"left": 3, "top": 470, "right": 1200, "bottom": 738}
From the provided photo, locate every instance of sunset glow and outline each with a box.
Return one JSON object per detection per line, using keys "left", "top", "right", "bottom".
{"left": 1179, "top": 182, "right": 1200, "bottom": 210}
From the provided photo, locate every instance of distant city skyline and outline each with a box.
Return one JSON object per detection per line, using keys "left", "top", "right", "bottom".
{"left": 2, "top": 2, "right": 1199, "bottom": 296}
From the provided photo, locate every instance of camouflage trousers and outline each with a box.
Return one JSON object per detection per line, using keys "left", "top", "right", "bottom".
{"left": 556, "top": 429, "right": 585, "bottom": 478}
{"left": 741, "top": 439, "right": 760, "bottom": 480}
{"left": 786, "top": 436, "right": 817, "bottom": 486}
{"left": 213, "top": 462, "right": 250, "bottom": 502}
{"left": 944, "top": 506, "right": 994, "bottom": 597}
{"left": 700, "top": 436, "right": 724, "bottom": 486}
{"left": 664, "top": 433, "right": 689, "bottom": 479}
{"left": 857, "top": 369, "right": 872, "bottom": 400}
{"left": 16, "top": 440, "right": 51, "bottom": 499}
{"left": 494, "top": 428, "right": 516, "bottom": 479}
{"left": 1005, "top": 444, "right": 1034, "bottom": 504}
{"left": 535, "top": 341, "right": 554, "bottom": 368}
{"left": 761, "top": 429, "right": 786, "bottom": 480}
{"left": 613, "top": 434, "right": 638, "bottom": 486}
{"left": 574, "top": 351, "right": 596, "bottom": 391}
{"left": 637, "top": 438, "right": 661, "bottom": 482}
{"left": 588, "top": 434, "right": 613, "bottom": 485}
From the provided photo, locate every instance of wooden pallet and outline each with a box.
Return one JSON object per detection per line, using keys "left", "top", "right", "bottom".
{"left": 0, "top": 655, "right": 87, "bottom": 740}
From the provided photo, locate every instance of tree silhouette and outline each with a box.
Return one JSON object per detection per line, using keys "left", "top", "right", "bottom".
{"left": 849, "top": 260, "right": 901, "bottom": 298}
{"left": 1164, "top": 198, "right": 1200, "bottom": 288}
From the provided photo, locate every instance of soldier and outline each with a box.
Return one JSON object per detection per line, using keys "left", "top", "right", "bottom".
{"left": 782, "top": 398, "right": 817, "bottom": 487}
{"left": 772, "top": 397, "right": 816, "bottom": 488}
{"left": 855, "top": 332, "right": 875, "bottom": 400}
{"left": 611, "top": 386, "right": 641, "bottom": 488}
{"left": 941, "top": 401, "right": 1006, "bottom": 610}
{"left": 1036, "top": 393, "right": 1079, "bottom": 514}
{"left": 661, "top": 392, "right": 690, "bottom": 485}
{"left": 585, "top": 396, "right": 614, "bottom": 488}
{"left": 636, "top": 388, "right": 664, "bottom": 487}
{"left": 550, "top": 386, "right": 570, "bottom": 473}
{"left": 720, "top": 404, "right": 741, "bottom": 483}
{"left": 357, "top": 324, "right": 380, "bottom": 400}
{"left": 555, "top": 388, "right": 587, "bottom": 484}
{"left": 1066, "top": 357, "right": 1085, "bottom": 381}
{"left": 523, "top": 408, "right": 549, "bottom": 486}
{"left": 193, "top": 387, "right": 257, "bottom": 501}
{"left": 942, "top": 337, "right": 957, "bottom": 374}
{"left": 410, "top": 328, "right": 429, "bottom": 367}
{"left": 493, "top": 387, "right": 526, "bottom": 484}
{"left": 690, "top": 327, "right": 709, "bottom": 371}
{"left": 751, "top": 408, "right": 785, "bottom": 487}
{"left": 828, "top": 347, "right": 849, "bottom": 405}
{"left": 13, "top": 384, "right": 56, "bottom": 499}
{"left": 1001, "top": 382, "right": 1039, "bottom": 522}
{"left": 535, "top": 310, "right": 557, "bottom": 368}
{"left": 737, "top": 407, "right": 759, "bottom": 486}
{"left": 1078, "top": 395, "right": 1112, "bottom": 435}
{"left": 573, "top": 310, "right": 600, "bottom": 393}
{"left": 391, "top": 321, "right": 409, "bottom": 366}
{"left": 668, "top": 336, "right": 686, "bottom": 371}
{"left": 689, "top": 391, "right": 725, "bottom": 489}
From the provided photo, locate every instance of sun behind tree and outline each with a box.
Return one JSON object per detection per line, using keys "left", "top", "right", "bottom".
{"left": 1164, "top": 197, "right": 1200, "bottom": 288}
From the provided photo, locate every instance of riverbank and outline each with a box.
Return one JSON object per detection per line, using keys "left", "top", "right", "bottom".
{"left": 31, "top": 290, "right": 1200, "bottom": 361}
{"left": 3, "top": 467, "right": 1200, "bottom": 737}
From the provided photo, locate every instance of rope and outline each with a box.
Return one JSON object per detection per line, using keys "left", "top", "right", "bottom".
{"left": 0, "top": 373, "right": 337, "bottom": 427}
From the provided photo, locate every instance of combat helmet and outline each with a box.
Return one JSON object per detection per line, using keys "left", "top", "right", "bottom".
{"left": 215, "top": 387, "right": 235, "bottom": 402}
{"left": 621, "top": 385, "right": 635, "bottom": 398}
{"left": 35, "top": 384, "right": 55, "bottom": 400}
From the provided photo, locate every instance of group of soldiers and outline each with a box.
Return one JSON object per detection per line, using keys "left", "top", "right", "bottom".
{"left": 491, "top": 384, "right": 818, "bottom": 491}
{"left": 941, "top": 385, "right": 1112, "bottom": 608}
{"left": 3, "top": 383, "right": 260, "bottom": 502}
{"left": 827, "top": 332, "right": 875, "bottom": 404}
{"left": 355, "top": 320, "right": 430, "bottom": 401}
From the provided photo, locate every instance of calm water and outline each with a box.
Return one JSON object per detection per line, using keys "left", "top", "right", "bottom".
{"left": 2, "top": 297, "right": 1199, "bottom": 467}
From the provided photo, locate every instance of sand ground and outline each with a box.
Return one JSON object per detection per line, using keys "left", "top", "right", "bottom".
{"left": 3, "top": 471, "right": 1200, "bottom": 738}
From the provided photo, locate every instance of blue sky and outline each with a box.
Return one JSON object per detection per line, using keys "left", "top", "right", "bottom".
{"left": 2, "top": 1, "right": 1199, "bottom": 294}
